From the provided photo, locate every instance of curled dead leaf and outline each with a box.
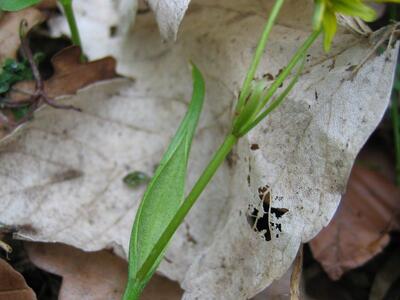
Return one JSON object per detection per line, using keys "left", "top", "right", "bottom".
{"left": 310, "top": 165, "right": 400, "bottom": 280}
{"left": 0, "top": 8, "right": 45, "bottom": 64}
{"left": 0, "top": 258, "right": 36, "bottom": 300}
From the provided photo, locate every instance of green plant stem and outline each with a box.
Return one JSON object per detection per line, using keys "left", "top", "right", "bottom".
{"left": 237, "top": 29, "right": 321, "bottom": 136}
{"left": 59, "top": 0, "right": 82, "bottom": 50}
{"left": 392, "top": 94, "right": 400, "bottom": 186}
{"left": 135, "top": 134, "right": 238, "bottom": 284}
{"left": 235, "top": 0, "right": 285, "bottom": 113}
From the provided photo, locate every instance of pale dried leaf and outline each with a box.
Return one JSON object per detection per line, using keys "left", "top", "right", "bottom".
{"left": 112, "top": 0, "right": 190, "bottom": 40}
{"left": 310, "top": 165, "right": 400, "bottom": 280}
{"left": 0, "top": 258, "right": 36, "bottom": 300}
{"left": 146, "top": 0, "right": 191, "bottom": 40}
{"left": 1, "top": 0, "right": 399, "bottom": 299}
{"left": 252, "top": 269, "right": 291, "bottom": 300}
{"left": 48, "top": 1, "right": 120, "bottom": 59}
{"left": 0, "top": 8, "right": 45, "bottom": 63}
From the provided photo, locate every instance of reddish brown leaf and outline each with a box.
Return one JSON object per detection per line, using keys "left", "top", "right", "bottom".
{"left": 0, "top": 258, "right": 36, "bottom": 300}
{"left": 36, "top": 0, "right": 58, "bottom": 9}
{"left": 26, "top": 243, "right": 182, "bottom": 300}
{"left": 0, "top": 9, "right": 45, "bottom": 63}
{"left": 310, "top": 165, "right": 400, "bottom": 280}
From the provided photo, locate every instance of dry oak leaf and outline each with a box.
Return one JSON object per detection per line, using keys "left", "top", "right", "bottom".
{"left": 0, "top": 258, "right": 36, "bottom": 300}
{"left": 26, "top": 242, "right": 182, "bottom": 300}
{"left": 310, "top": 165, "right": 400, "bottom": 280}
{"left": 10, "top": 46, "right": 118, "bottom": 101}
{"left": 1, "top": 0, "right": 399, "bottom": 299}
{"left": 0, "top": 46, "right": 117, "bottom": 142}
{"left": 0, "top": 8, "right": 45, "bottom": 63}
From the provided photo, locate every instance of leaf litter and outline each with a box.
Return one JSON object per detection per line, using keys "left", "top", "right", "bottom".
{"left": 0, "top": 0, "right": 399, "bottom": 299}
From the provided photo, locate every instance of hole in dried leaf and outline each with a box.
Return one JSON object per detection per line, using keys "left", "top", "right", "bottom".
{"left": 262, "top": 73, "right": 274, "bottom": 81}
{"left": 246, "top": 185, "right": 288, "bottom": 241}
{"left": 250, "top": 144, "right": 259, "bottom": 150}
{"left": 109, "top": 26, "right": 118, "bottom": 37}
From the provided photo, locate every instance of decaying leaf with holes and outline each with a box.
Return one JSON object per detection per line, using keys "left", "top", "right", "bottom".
{"left": 0, "top": 0, "right": 399, "bottom": 299}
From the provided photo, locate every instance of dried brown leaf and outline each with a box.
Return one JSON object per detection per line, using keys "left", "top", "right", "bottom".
{"left": 310, "top": 165, "right": 400, "bottom": 280}
{"left": 26, "top": 243, "right": 182, "bottom": 300}
{"left": 0, "top": 46, "right": 118, "bottom": 141}
{"left": 11, "top": 46, "right": 118, "bottom": 101}
{"left": 0, "top": 8, "right": 45, "bottom": 63}
{"left": 0, "top": 258, "right": 36, "bottom": 300}
{"left": 36, "top": 0, "right": 58, "bottom": 9}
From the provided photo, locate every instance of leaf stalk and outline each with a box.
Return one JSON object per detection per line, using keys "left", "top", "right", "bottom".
{"left": 59, "top": 0, "right": 83, "bottom": 51}
{"left": 235, "top": 0, "right": 285, "bottom": 114}
{"left": 134, "top": 134, "right": 238, "bottom": 286}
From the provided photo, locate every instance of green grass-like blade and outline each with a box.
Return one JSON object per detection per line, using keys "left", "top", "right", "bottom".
{"left": 0, "top": 0, "right": 41, "bottom": 11}
{"left": 123, "top": 64, "right": 205, "bottom": 300}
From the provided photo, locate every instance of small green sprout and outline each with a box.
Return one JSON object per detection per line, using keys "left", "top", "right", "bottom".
{"left": 0, "top": 53, "right": 45, "bottom": 121}
{"left": 313, "top": 0, "right": 400, "bottom": 51}
{"left": 123, "top": 171, "right": 150, "bottom": 188}
{"left": 0, "top": 58, "right": 33, "bottom": 94}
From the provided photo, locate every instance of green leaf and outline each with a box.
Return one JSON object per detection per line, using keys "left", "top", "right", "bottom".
{"left": 331, "top": 0, "right": 376, "bottom": 22}
{"left": 322, "top": 9, "right": 337, "bottom": 52}
{"left": 232, "top": 80, "right": 266, "bottom": 133}
{"left": 312, "top": 0, "right": 326, "bottom": 31}
{"left": 11, "top": 106, "right": 30, "bottom": 120}
{"left": 123, "top": 64, "right": 205, "bottom": 300}
{"left": 0, "top": 0, "right": 41, "bottom": 11}
{"left": 0, "top": 58, "right": 33, "bottom": 95}
{"left": 123, "top": 171, "right": 150, "bottom": 189}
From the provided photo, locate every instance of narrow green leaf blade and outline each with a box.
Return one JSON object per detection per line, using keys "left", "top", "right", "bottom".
{"left": 124, "top": 64, "right": 205, "bottom": 299}
{"left": 0, "top": 0, "right": 41, "bottom": 11}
